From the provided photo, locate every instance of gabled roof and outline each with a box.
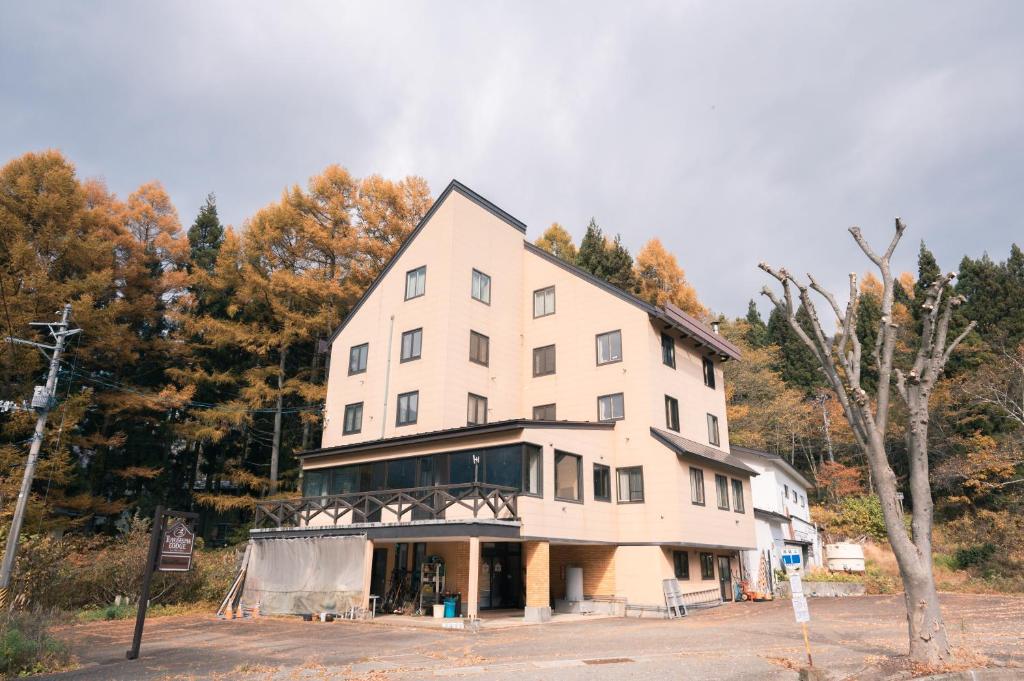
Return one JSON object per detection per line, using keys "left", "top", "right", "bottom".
{"left": 524, "top": 243, "right": 742, "bottom": 361}
{"left": 327, "top": 180, "right": 526, "bottom": 343}
{"left": 300, "top": 419, "right": 615, "bottom": 461}
{"left": 730, "top": 445, "right": 814, "bottom": 489}
{"left": 650, "top": 427, "right": 757, "bottom": 476}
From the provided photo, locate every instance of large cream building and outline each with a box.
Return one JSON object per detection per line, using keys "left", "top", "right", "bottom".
{"left": 255, "top": 181, "right": 756, "bottom": 622}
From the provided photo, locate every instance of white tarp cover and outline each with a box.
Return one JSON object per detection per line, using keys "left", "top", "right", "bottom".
{"left": 241, "top": 535, "right": 366, "bottom": 615}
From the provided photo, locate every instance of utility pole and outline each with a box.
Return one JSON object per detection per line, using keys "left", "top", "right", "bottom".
{"left": 0, "top": 304, "right": 79, "bottom": 607}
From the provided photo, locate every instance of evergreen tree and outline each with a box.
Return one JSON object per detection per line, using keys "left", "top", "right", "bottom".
{"left": 575, "top": 219, "right": 637, "bottom": 293}
{"left": 913, "top": 241, "right": 941, "bottom": 325}
{"left": 187, "top": 193, "right": 224, "bottom": 274}
{"left": 766, "top": 305, "right": 825, "bottom": 394}
{"left": 957, "top": 244, "right": 1024, "bottom": 345}
{"left": 743, "top": 300, "right": 770, "bottom": 348}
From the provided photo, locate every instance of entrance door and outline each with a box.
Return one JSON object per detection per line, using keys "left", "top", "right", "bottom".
{"left": 370, "top": 547, "right": 388, "bottom": 607}
{"left": 480, "top": 543, "right": 523, "bottom": 610}
{"left": 717, "top": 555, "right": 733, "bottom": 602}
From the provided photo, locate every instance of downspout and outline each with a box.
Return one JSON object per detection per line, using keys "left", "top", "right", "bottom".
{"left": 380, "top": 315, "right": 395, "bottom": 438}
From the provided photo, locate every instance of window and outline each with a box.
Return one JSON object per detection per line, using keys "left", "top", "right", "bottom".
{"left": 343, "top": 402, "right": 363, "bottom": 435}
{"left": 598, "top": 393, "right": 625, "bottom": 421}
{"left": 616, "top": 466, "right": 644, "bottom": 503}
{"left": 793, "top": 489, "right": 799, "bottom": 502}
{"left": 784, "top": 484, "right": 789, "bottom": 501}
{"left": 554, "top": 450, "right": 582, "bottom": 502}
{"left": 533, "top": 345, "right": 556, "bottom": 376}
{"left": 471, "top": 269, "right": 491, "bottom": 304}
{"left": 596, "top": 330, "right": 623, "bottom": 365}
{"left": 673, "top": 551, "right": 690, "bottom": 580}
{"left": 800, "top": 494, "right": 805, "bottom": 507}
{"left": 732, "top": 479, "right": 745, "bottom": 513}
{"left": 467, "top": 393, "right": 487, "bottom": 425}
{"left": 715, "top": 474, "right": 730, "bottom": 510}
{"left": 665, "top": 395, "right": 680, "bottom": 432}
{"left": 593, "top": 464, "right": 611, "bottom": 501}
{"left": 303, "top": 469, "right": 328, "bottom": 498}
{"left": 690, "top": 467, "right": 705, "bottom": 505}
{"left": 348, "top": 343, "right": 368, "bottom": 375}
{"left": 707, "top": 413, "right": 720, "bottom": 446}
{"left": 523, "top": 445, "right": 542, "bottom": 496}
{"left": 400, "top": 328, "right": 422, "bottom": 362}
{"left": 703, "top": 356, "right": 716, "bottom": 389}
{"left": 532, "top": 403, "right": 556, "bottom": 421}
{"left": 662, "top": 333, "right": 675, "bottom": 368}
{"left": 396, "top": 391, "right": 419, "bottom": 426}
{"left": 700, "top": 552, "right": 715, "bottom": 580}
{"left": 469, "top": 331, "right": 489, "bottom": 366}
{"left": 405, "top": 266, "right": 426, "bottom": 300}
{"left": 533, "top": 286, "right": 555, "bottom": 317}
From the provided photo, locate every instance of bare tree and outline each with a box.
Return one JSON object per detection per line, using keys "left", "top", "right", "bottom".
{"left": 759, "top": 219, "right": 975, "bottom": 665}
{"left": 963, "top": 341, "right": 1024, "bottom": 430}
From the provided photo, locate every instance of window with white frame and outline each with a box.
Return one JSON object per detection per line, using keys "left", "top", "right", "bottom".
{"left": 471, "top": 269, "right": 491, "bottom": 304}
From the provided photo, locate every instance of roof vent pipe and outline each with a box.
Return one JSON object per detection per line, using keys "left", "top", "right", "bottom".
{"left": 711, "top": 321, "right": 720, "bottom": 335}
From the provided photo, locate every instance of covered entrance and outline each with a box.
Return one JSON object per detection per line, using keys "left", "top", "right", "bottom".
{"left": 480, "top": 542, "right": 523, "bottom": 610}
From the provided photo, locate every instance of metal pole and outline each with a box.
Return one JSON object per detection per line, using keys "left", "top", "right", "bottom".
{"left": 127, "top": 505, "right": 164, "bottom": 660}
{"left": 802, "top": 622, "right": 813, "bottom": 667}
{"left": 0, "top": 304, "right": 74, "bottom": 605}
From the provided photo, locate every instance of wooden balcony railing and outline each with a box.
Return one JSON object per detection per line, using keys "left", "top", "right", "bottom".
{"left": 253, "top": 482, "right": 520, "bottom": 529}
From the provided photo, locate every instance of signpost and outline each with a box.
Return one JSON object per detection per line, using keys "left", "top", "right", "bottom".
{"left": 126, "top": 506, "right": 198, "bottom": 660}
{"left": 790, "top": 574, "right": 813, "bottom": 667}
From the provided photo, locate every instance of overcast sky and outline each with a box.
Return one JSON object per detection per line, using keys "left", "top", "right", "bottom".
{"left": 2, "top": 1, "right": 1022, "bottom": 316}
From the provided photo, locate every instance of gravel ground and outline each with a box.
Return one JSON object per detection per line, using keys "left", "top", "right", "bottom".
{"left": 43, "top": 593, "right": 1024, "bottom": 681}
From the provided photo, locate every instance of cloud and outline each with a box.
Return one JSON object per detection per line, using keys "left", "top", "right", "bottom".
{"left": 1, "top": 0, "right": 1022, "bottom": 315}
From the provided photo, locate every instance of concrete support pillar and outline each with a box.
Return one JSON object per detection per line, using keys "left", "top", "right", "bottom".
{"left": 523, "top": 540, "right": 551, "bottom": 622}
{"left": 466, "top": 536, "right": 480, "bottom": 620}
{"left": 362, "top": 538, "right": 375, "bottom": 612}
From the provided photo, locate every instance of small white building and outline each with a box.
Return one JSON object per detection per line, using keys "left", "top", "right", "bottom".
{"left": 731, "top": 446, "right": 822, "bottom": 592}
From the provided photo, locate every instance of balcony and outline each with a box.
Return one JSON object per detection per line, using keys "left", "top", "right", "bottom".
{"left": 253, "top": 482, "right": 520, "bottom": 530}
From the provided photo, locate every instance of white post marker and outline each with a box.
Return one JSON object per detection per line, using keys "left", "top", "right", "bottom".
{"left": 790, "top": 574, "right": 813, "bottom": 667}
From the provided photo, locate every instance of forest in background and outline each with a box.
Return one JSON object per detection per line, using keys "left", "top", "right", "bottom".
{"left": 0, "top": 149, "right": 1022, "bottom": 588}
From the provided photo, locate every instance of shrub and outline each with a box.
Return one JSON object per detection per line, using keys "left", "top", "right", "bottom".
{"left": 953, "top": 543, "right": 997, "bottom": 570}
{"left": 822, "top": 495, "right": 887, "bottom": 542}
{"left": 0, "top": 609, "right": 70, "bottom": 677}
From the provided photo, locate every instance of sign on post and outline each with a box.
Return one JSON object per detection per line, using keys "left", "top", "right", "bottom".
{"left": 158, "top": 520, "right": 195, "bottom": 572}
{"left": 789, "top": 574, "right": 814, "bottom": 667}
{"left": 127, "top": 507, "right": 198, "bottom": 660}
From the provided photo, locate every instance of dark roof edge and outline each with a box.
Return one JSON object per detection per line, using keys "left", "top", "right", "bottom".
{"left": 523, "top": 242, "right": 741, "bottom": 361}
{"left": 300, "top": 419, "right": 614, "bottom": 460}
{"left": 731, "top": 445, "right": 814, "bottom": 489}
{"left": 649, "top": 428, "right": 757, "bottom": 476}
{"left": 327, "top": 180, "right": 527, "bottom": 344}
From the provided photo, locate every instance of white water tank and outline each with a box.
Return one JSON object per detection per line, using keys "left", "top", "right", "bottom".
{"left": 826, "top": 543, "right": 865, "bottom": 572}
{"left": 565, "top": 566, "right": 584, "bottom": 601}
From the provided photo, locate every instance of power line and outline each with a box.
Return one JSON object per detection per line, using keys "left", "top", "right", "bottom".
{"left": 60, "top": 366, "right": 323, "bottom": 415}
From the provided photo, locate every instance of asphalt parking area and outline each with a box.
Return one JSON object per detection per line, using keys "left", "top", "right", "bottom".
{"left": 44, "top": 593, "right": 1024, "bottom": 680}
